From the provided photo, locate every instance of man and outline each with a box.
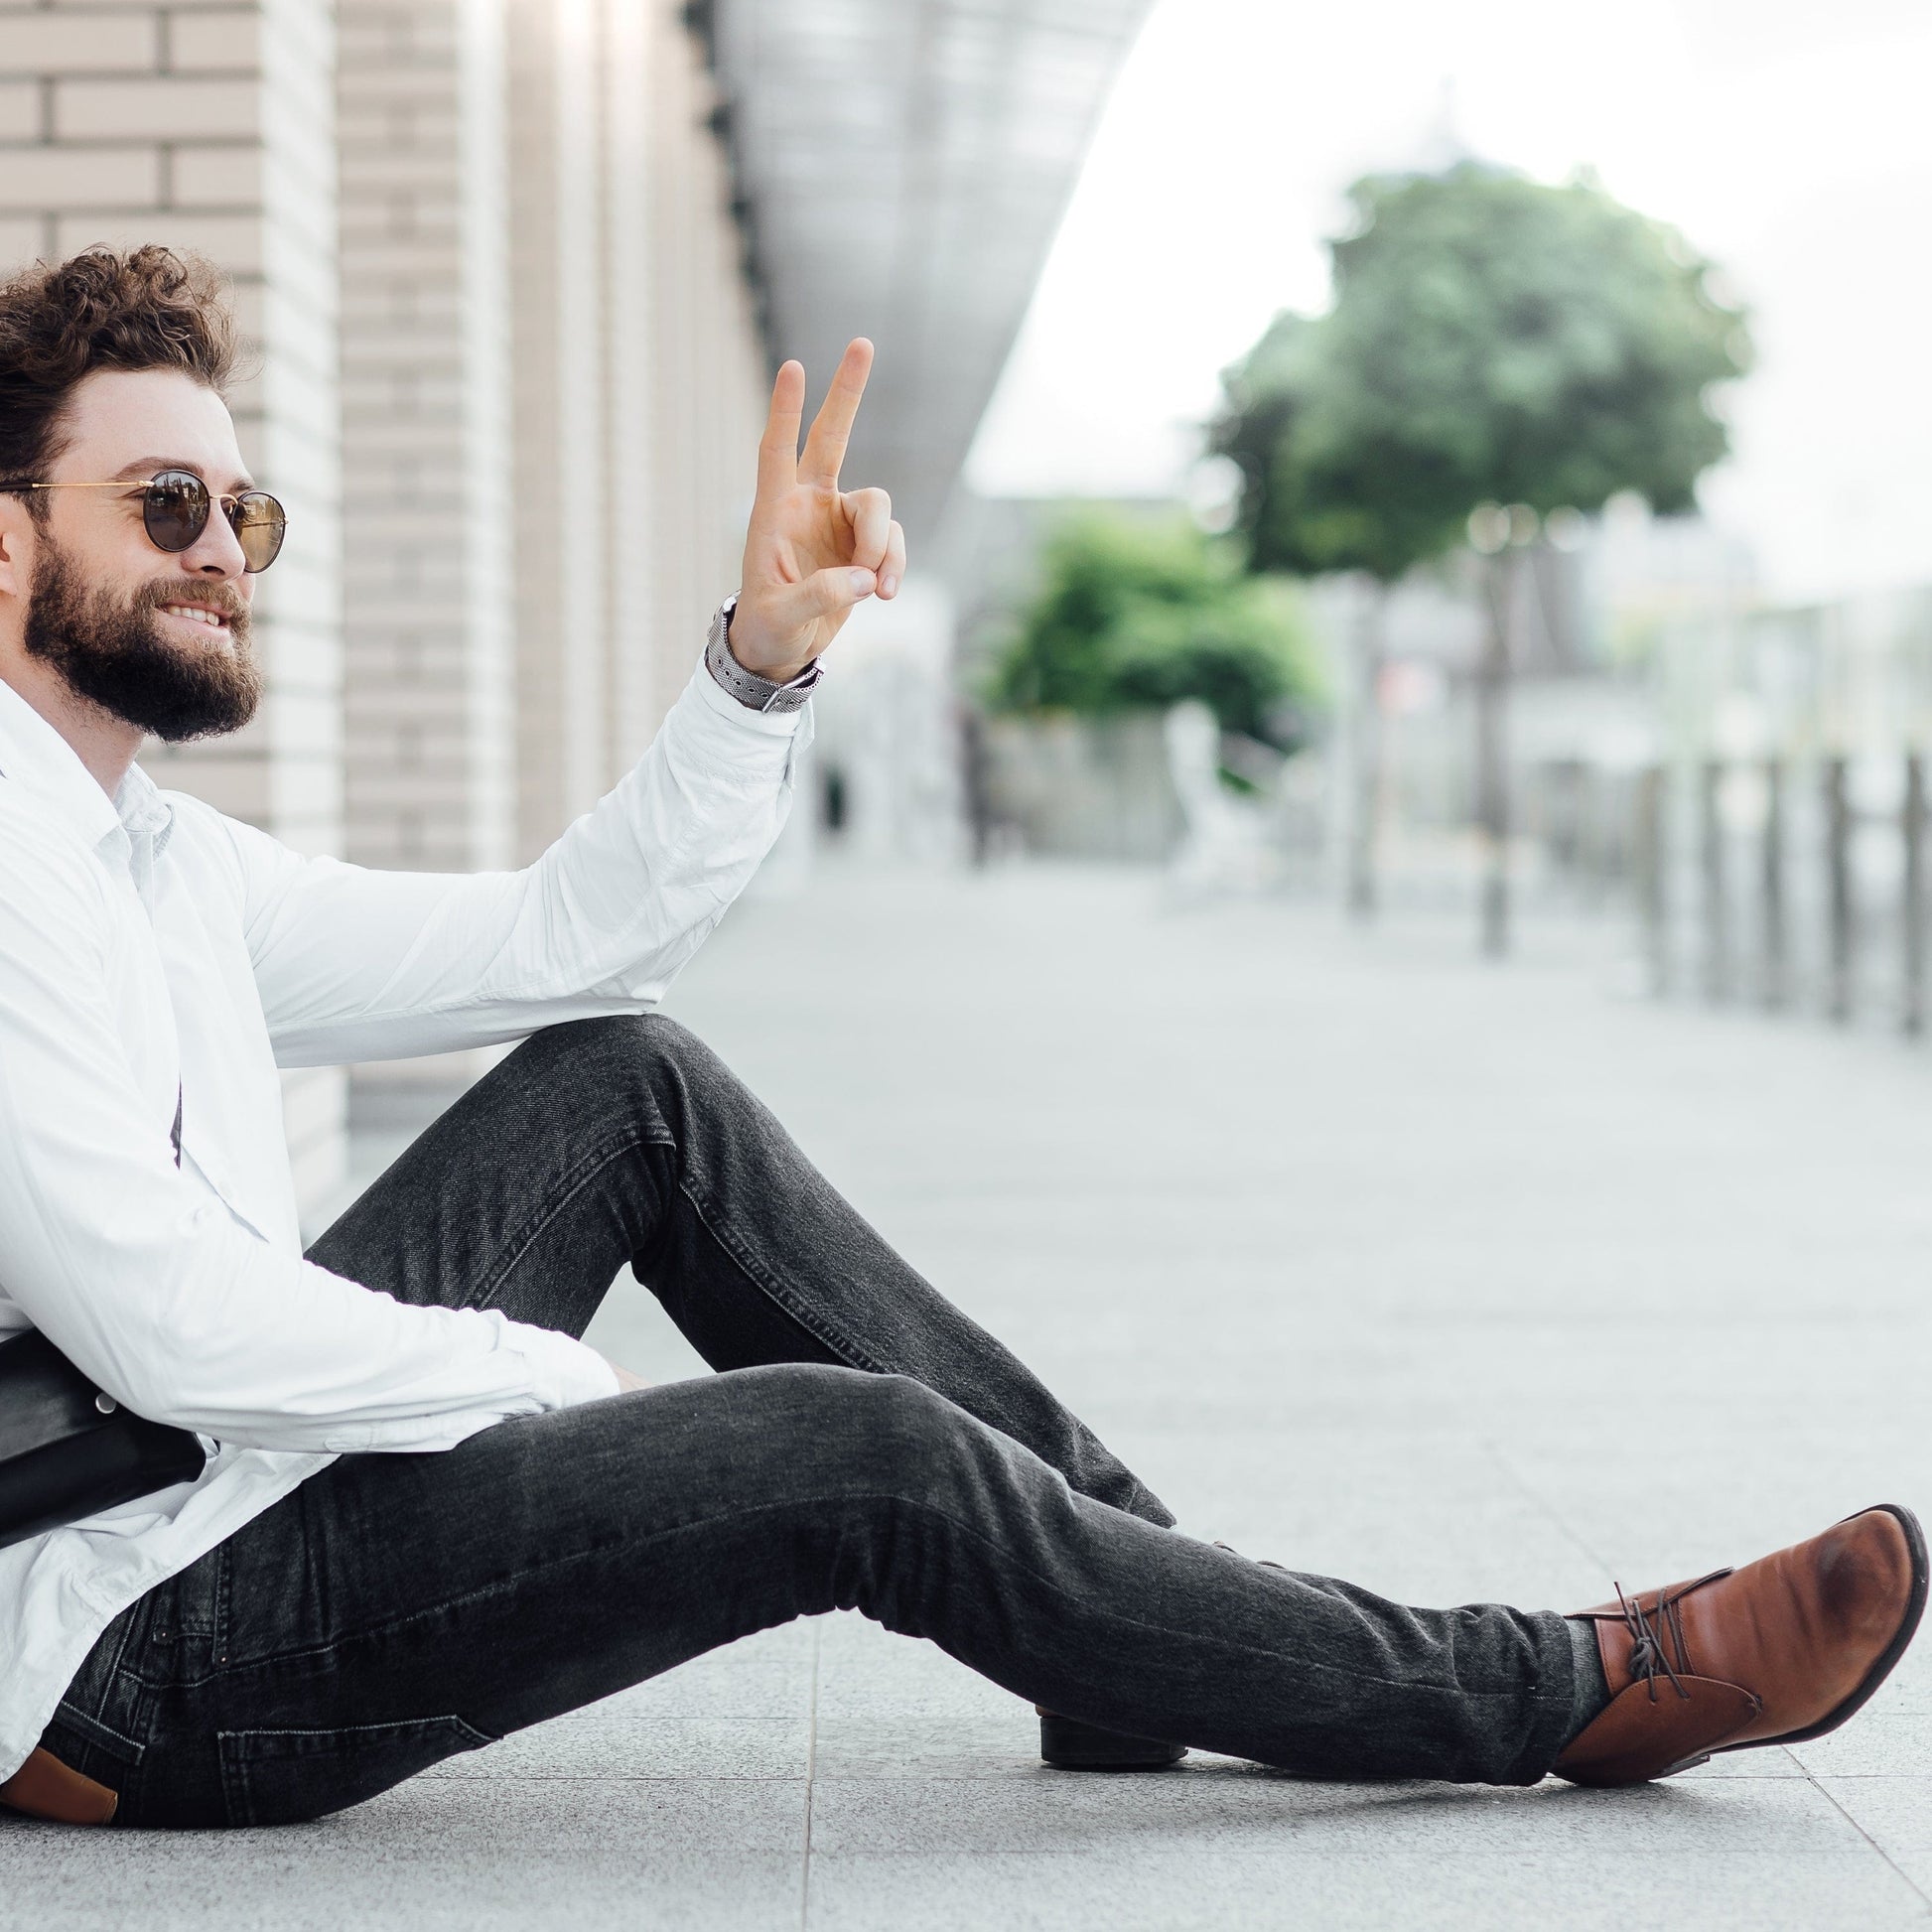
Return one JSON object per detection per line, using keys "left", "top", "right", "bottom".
{"left": 0, "top": 246, "right": 1921, "bottom": 1831}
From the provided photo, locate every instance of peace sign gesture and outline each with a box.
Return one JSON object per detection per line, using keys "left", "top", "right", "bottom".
{"left": 727, "top": 339, "right": 907, "bottom": 685}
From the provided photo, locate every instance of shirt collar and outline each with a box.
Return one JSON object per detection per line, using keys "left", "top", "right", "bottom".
{"left": 114, "top": 759, "right": 174, "bottom": 855}
{"left": 0, "top": 674, "right": 174, "bottom": 857}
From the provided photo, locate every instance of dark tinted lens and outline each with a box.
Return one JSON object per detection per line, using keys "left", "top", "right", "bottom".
{"left": 228, "top": 491, "right": 286, "bottom": 574}
{"left": 142, "top": 471, "right": 209, "bottom": 552}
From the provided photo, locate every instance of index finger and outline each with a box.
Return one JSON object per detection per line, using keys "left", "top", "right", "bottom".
{"left": 797, "top": 339, "right": 874, "bottom": 486}
{"left": 756, "top": 358, "right": 806, "bottom": 499}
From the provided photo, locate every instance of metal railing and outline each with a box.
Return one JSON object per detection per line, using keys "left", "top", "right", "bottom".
{"left": 1627, "top": 752, "right": 1932, "bottom": 1035}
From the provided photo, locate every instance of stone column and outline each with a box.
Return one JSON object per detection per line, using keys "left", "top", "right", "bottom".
{"left": 0, "top": 0, "right": 347, "bottom": 1221}
{"left": 506, "top": 0, "right": 607, "bottom": 860}
{"left": 597, "top": 0, "right": 655, "bottom": 778}
{"left": 337, "top": 0, "right": 515, "bottom": 877}
{"left": 640, "top": 6, "right": 765, "bottom": 744}
{"left": 506, "top": 0, "right": 766, "bottom": 826}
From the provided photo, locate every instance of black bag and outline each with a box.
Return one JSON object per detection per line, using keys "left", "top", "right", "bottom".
{"left": 0, "top": 1328, "right": 207, "bottom": 1553}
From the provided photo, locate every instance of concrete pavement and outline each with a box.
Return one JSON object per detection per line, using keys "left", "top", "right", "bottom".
{"left": 8, "top": 860, "right": 1932, "bottom": 1928}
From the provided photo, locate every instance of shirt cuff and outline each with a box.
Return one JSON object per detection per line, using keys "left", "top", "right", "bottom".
{"left": 510, "top": 1322, "right": 622, "bottom": 1410}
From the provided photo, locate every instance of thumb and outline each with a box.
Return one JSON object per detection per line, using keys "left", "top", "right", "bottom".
{"left": 763, "top": 565, "right": 876, "bottom": 631}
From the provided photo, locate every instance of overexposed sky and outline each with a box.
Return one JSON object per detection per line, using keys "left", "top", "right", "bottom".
{"left": 965, "top": 0, "right": 1932, "bottom": 605}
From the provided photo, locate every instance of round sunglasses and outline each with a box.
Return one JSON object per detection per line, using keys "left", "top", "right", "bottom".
{"left": 1, "top": 470, "right": 287, "bottom": 573}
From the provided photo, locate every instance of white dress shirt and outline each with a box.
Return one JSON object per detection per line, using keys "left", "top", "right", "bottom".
{"left": 0, "top": 654, "right": 808, "bottom": 1781}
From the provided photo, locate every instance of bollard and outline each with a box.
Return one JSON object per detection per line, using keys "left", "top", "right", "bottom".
{"left": 1760, "top": 758, "right": 1786, "bottom": 1010}
{"left": 1635, "top": 763, "right": 1666, "bottom": 996}
{"left": 1904, "top": 753, "right": 1926, "bottom": 1037}
{"left": 1474, "top": 549, "right": 1515, "bottom": 959}
{"left": 1826, "top": 757, "right": 1853, "bottom": 1024}
{"left": 1701, "top": 758, "right": 1726, "bottom": 1002}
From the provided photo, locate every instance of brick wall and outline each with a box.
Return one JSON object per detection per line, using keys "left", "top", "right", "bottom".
{"left": 0, "top": 0, "right": 348, "bottom": 1220}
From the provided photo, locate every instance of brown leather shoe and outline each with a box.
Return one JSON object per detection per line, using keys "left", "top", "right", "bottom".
{"left": 1555, "top": 1503, "right": 1927, "bottom": 1787}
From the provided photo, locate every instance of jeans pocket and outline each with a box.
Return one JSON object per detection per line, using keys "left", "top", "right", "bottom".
{"left": 217, "top": 1716, "right": 495, "bottom": 1827}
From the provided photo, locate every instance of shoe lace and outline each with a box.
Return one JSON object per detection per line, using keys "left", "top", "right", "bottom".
{"left": 1614, "top": 1582, "right": 1692, "bottom": 1703}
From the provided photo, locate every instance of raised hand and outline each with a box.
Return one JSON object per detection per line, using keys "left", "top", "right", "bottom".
{"left": 727, "top": 339, "right": 907, "bottom": 684}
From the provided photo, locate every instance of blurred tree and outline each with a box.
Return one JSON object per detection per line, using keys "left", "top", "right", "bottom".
{"left": 988, "top": 505, "right": 1319, "bottom": 749}
{"left": 1212, "top": 163, "right": 1751, "bottom": 945}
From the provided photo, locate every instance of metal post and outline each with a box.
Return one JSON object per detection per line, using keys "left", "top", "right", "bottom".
{"left": 1701, "top": 758, "right": 1726, "bottom": 1001}
{"left": 1904, "top": 752, "right": 1925, "bottom": 1036}
{"left": 1345, "top": 583, "right": 1385, "bottom": 920}
{"left": 1826, "top": 756, "right": 1853, "bottom": 1024}
{"left": 1475, "top": 552, "right": 1512, "bottom": 958}
{"left": 1635, "top": 762, "right": 1666, "bottom": 996}
{"left": 1760, "top": 757, "right": 1786, "bottom": 1010}
{"left": 1579, "top": 762, "right": 1602, "bottom": 910}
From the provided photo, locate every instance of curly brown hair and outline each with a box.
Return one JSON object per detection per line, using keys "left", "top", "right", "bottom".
{"left": 0, "top": 246, "right": 236, "bottom": 519}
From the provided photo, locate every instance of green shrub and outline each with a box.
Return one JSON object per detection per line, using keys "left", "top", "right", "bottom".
{"left": 987, "top": 507, "right": 1321, "bottom": 747}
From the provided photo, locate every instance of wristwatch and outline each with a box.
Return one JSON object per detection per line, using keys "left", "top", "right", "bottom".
{"left": 704, "top": 596, "right": 823, "bottom": 715}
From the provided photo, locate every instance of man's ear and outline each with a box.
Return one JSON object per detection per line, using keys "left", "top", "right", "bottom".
{"left": 0, "top": 505, "right": 29, "bottom": 604}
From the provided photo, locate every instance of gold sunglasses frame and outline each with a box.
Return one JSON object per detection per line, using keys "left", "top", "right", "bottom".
{"left": 0, "top": 475, "right": 287, "bottom": 573}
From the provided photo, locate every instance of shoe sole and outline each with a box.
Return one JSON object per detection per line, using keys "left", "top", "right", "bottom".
{"left": 1714, "top": 1501, "right": 1929, "bottom": 1761}
{"left": 1038, "top": 1714, "right": 1188, "bottom": 1770}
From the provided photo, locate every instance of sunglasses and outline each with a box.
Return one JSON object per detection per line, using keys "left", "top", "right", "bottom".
{"left": 1, "top": 470, "right": 287, "bottom": 573}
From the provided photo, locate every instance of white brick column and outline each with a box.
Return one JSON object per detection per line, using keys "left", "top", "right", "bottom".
{"left": 337, "top": 0, "right": 514, "bottom": 875}
{"left": 638, "top": 6, "right": 764, "bottom": 746}
{"left": 506, "top": 0, "right": 607, "bottom": 860}
{"left": 0, "top": 0, "right": 347, "bottom": 1222}
{"left": 597, "top": 0, "right": 654, "bottom": 776}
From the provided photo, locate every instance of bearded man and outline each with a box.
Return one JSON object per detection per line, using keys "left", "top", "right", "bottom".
{"left": 0, "top": 247, "right": 1921, "bottom": 1830}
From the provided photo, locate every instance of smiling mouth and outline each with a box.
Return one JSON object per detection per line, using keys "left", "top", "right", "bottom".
{"left": 159, "top": 603, "right": 233, "bottom": 630}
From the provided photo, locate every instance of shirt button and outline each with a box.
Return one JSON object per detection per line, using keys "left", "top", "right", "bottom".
{"left": 95, "top": 1393, "right": 118, "bottom": 1415}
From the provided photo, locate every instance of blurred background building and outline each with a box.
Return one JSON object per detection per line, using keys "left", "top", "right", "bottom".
{"left": 5, "top": 0, "right": 1932, "bottom": 1216}
{"left": 0, "top": 0, "right": 1153, "bottom": 1219}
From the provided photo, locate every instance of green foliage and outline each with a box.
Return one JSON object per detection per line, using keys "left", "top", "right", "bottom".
{"left": 987, "top": 507, "right": 1320, "bottom": 744}
{"left": 1212, "top": 164, "right": 1753, "bottom": 582}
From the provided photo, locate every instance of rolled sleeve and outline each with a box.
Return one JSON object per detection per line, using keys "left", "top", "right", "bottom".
{"left": 509, "top": 1325, "right": 623, "bottom": 1413}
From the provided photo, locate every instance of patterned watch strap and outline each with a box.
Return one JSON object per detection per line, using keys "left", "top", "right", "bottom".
{"left": 704, "top": 596, "right": 823, "bottom": 714}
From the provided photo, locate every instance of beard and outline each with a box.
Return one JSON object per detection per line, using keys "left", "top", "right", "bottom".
{"left": 22, "top": 538, "right": 260, "bottom": 743}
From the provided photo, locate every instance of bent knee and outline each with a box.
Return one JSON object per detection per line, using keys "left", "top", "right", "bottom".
{"left": 787, "top": 1369, "right": 992, "bottom": 1499}
{"left": 514, "top": 1014, "right": 729, "bottom": 1104}
{"left": 736, "top": 1366, "right": 980, "bottom": 1470}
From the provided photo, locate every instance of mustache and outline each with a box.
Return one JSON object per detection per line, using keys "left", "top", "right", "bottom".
{"left": 140, "top": 578, "right": 250, "bottom": 627}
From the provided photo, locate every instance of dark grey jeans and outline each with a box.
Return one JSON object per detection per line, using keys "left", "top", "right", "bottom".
{"left": 43, "top": 1018, "right": 1580, "bottom": 1826}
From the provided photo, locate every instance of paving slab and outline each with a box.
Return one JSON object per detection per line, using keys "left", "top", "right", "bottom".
{"left": 1, "top": 1778, "right": 807, "bottom": 1932}
{"left": 801, "top": 1846, "right": 1925, "bottom": 1932}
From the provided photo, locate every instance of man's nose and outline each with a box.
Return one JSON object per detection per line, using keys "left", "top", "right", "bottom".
{"left": 183, "top": 508, "right": 247, "bottom": 577}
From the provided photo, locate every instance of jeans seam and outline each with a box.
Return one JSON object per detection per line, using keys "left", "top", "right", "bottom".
{"left": 871, "top": 1498, "right": 1558, "bottom": 1713}
{"left": 213, "top": 1541, "right": 231, "bottom": 1663}
{"left": 674, "top": 1176, "right": 890, "bottom": 1375}
{"left": 71, "top": 1595, "right": 152, "bottom": 1772}
{"left": 466, "top": 1130, "right": 666, "bottom": 1311}
{"left": 221, "top": 1715, "right": 498, "bottom": 1752}
{"left": 193, "top": 1531, "right": 669, "bottom": 1678}
{"left": 52, "top": 1699, "right": 147, "bottom": 1765}
{"left": 1513, "top": 1609, "right": 1584, "bottom": 1783}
